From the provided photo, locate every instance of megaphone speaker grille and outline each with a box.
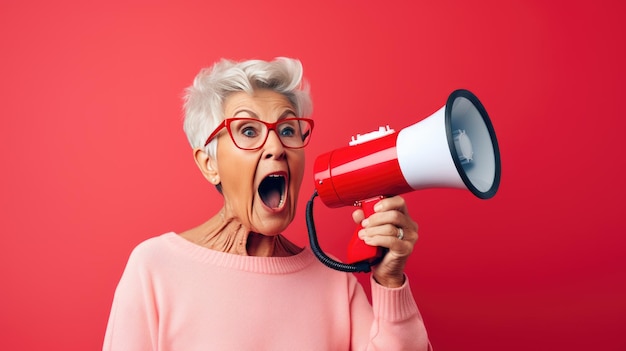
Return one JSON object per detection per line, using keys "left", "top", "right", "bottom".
{"left": 446, "top": 89, "right": 501, "bottom": 199}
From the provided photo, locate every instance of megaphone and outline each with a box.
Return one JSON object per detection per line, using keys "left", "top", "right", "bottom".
{"left": 306, "top": 89, "right": 501, "bottom": 272}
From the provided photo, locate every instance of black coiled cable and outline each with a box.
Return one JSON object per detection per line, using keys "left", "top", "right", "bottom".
{"left": 305, "top": 190, "right": 373, "bottom": 273}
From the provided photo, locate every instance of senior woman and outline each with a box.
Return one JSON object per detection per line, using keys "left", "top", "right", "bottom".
{"left": 103, "top": 57, "right": 431, "bottom": 350}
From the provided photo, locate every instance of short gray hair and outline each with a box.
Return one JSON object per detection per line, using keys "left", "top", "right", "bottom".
{"left": 182, "top": 57, "right": 313, "bottom": 157}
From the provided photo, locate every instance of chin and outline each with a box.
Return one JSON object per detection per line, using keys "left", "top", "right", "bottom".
{"left": 252, "top": 223, "right": 290, "bottom": 236}
{"left": 252, "top": 210, "right": 295, "bottom": 236}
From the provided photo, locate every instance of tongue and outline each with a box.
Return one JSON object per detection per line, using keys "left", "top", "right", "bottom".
{"left": 263, "top": 188, "right": 281, "bottom": 208}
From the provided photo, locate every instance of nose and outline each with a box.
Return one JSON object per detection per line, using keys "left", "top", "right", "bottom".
{"left": 263, "top": 130, "right": 286, "bottom": 159}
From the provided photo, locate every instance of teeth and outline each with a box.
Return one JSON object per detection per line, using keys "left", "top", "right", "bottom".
{"left": 273, "top": 175, "right": 285, "bottom": 206}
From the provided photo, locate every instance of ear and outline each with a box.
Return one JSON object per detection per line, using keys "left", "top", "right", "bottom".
{"left": 193, "top": 148, "right": 220, "bottom": 185}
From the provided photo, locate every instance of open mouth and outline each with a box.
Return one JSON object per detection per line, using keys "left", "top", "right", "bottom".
{"left": 258, "top": 173, "right": 286, "bottom": 209}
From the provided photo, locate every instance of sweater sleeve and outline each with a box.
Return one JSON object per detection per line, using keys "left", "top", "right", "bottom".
{"left": 102, "top": 245, "right": 159, "bottom": 351}
{"left": 351, "top": 275, "right": 432, "bottom": 351}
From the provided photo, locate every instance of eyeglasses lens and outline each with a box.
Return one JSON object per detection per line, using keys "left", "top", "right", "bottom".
{"left": 229, "top": 119, "right": 312, "bottom": 150}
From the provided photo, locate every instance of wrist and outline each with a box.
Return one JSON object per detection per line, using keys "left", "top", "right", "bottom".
{"left": 373, "top": 271, "right": 406, "bottom": 288}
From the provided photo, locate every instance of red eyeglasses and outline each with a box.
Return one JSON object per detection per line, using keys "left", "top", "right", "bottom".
{"left": 204, "top": 117, "right": 314, "bottom": 150}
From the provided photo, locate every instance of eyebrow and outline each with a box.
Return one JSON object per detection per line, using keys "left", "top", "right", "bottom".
{"left": 231, "top": 109, "right": 297, "bottom": 120}
{"left": 280, "top": 110, "right": 298, "bottom": 118}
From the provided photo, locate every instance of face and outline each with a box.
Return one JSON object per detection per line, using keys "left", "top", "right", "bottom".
{"left": 210, "top": 89, "right": 306, "bottom": 236}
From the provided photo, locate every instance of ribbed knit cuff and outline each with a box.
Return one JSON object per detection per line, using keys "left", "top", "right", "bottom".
{"left": 370, "top": 275, "right": 419, "bottom": 322}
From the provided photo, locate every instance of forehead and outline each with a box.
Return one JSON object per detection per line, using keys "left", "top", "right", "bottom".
{"left": 223, "top": 89, "right": 295, "bottom": 117}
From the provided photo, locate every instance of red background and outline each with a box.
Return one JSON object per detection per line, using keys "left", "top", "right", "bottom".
{"left": 1, "top": 0, "right": 624, "bottom": 350}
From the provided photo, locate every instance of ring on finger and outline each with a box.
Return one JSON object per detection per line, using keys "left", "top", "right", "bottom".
{"left": 396, "top": 227, "right": 404, "bottom": 240}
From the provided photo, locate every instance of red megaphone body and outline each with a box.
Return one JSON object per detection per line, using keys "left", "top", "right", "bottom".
{"left": 312, "top": 89, "right": 501, "bottom": 265}
{"left": 313, "top": 127, "right": 412, "bottom": 263}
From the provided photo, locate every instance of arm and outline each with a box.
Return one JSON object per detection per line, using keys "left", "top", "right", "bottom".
{"left": 369, "top": 276, "right": 432, "bottom": 350}
{"left": 352, "top": 195, "right": 433, "bottom": 350}
{"left": 348, "top": 274, "right": 431, "bottom": 351}
{"left": 103, "top": 246, "right": 158, "bottom": 351}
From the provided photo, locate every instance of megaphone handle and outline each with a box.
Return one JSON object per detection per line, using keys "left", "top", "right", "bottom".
{"left": 346, "top": 196, "right": 385, "bottom": 264}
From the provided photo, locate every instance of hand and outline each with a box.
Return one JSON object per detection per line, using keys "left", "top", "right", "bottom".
{"left": 353, "top": 195, "right": 418, "bottom": 288}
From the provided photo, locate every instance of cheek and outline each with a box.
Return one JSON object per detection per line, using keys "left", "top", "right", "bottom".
{"left": 217, "top": 148, "right": 257, "bottom": 195}
{"left": 289, "top": 153, "right": 306, "bottom": 190}
{"left": 223, "top": 165, "right": 255, "bottom": 193}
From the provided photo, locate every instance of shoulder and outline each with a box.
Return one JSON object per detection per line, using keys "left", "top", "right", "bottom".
{"left": 131, "top": 232, "right": 174, "bottom": 252}
{"left": 303, "top": 251, "right": 363, "bottom": 291}
{"left": 125, "top": 232, "right": 178, "bottom": 267}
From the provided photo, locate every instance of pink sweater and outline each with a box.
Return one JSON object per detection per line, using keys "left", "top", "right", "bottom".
{"left": 103, "top": 233, "right": 431, "bottom": 350}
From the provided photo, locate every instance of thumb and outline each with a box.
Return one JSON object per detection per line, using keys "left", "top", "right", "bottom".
{"left": 352, "top": 208, "right": 366, "bottom": 225}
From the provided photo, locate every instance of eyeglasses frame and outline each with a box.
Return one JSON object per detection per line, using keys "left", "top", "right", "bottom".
{"left": 203, "top": 117, "right": 315, "bottom": 150}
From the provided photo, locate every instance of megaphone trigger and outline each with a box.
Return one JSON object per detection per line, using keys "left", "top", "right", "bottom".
{"left": 347, "top": 196, "right": 386, "bottom": 264}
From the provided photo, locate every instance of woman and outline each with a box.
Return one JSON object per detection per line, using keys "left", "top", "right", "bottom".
{"left": 103, "top": 57, "right": 431, "bottom": 350}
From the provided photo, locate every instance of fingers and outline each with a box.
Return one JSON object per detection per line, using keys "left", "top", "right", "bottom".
{"left": 372, "top": 195, "right": 409, "bottom": 215}
{"left": 351, "top": 207, "right": 365, "bottom": 224}
{"left": 361, "top": 211, "right": 415, "bottom": 237}
{"left": 354, "top": 196, "right": 418, "bottom": 288}
{"left": 354, "top": 196, "right": 418, "bottom": 252}
{"left": 358, "top": 223, "right": 415, "bottom": 252}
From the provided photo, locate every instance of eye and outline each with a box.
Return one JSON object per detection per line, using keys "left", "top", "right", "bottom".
{"left": 279, "top": 125, "right": 296, "bottom": 138}
{"left": 236, "top": 121, "right": 263, "bottom": 139}
{"left": 278, "top": 121, "right": 298, "bottom": 138}
{"left": 241, "top": 126, "right": 259, "bottom": 138}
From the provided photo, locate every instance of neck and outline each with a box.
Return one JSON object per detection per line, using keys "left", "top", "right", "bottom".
{"left": 246, "top": 232, "right": 277, "bottom": 257}
{"left": 246, "top": 232, "right": 303, "bottom": 257}
{"left": 180, "top": 210, "right": 302, "bottom": 257}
